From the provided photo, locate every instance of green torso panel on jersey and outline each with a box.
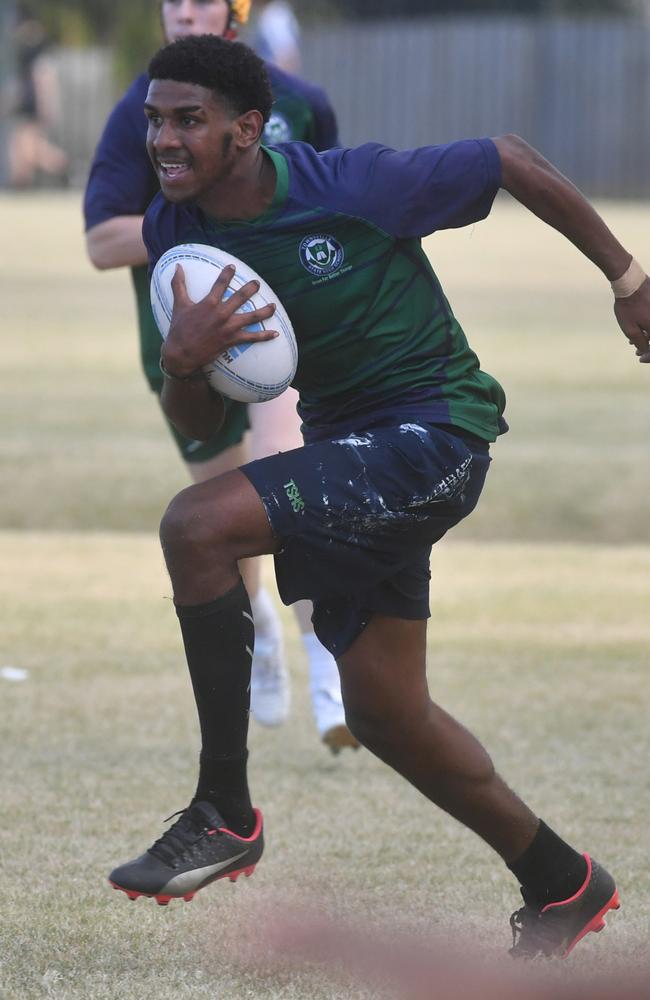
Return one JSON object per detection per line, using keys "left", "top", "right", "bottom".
{"left": 83, "top": 64, "right": 338, "bottom": 389}
{"left": 143, "top": 140, "right": 507, "bottom": 443}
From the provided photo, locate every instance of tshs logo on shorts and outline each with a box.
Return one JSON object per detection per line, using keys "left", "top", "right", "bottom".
{"left": 299, "top": 235, "right": 344, "bottom": 277}
{"left": 283, "top": 478, "right": 305, "bottom": 513}
{"left": 263, "top": 112, "right": 291, "bottom": 145}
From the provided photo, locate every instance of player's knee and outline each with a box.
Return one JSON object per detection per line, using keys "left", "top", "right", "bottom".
{"left": 159, "top": 486, "right": 225, "bottom": 556}
{"left": 343, "top": 708, "right": 377, "bottom": 751}
{"left": 343, "top": 685, "right": 437, "bottom": 757}
{"left": 343, "top": 696, "right": 401, "bottom": 753}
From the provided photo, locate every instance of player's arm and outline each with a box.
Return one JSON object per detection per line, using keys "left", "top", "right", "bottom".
{"left": 159, "top": 366, "right": 226, "bottom": 443}
{"left": 85, "top": 216, "right": 148, "bottom": 270}
{"left": 159, "top": 264, "right": 278, "bottom": 441}
{"left": 493, "top": 133, "right": 650, "bottom": 362}
{"left": 84, "top": 79, "right": 154, "bottom": 271}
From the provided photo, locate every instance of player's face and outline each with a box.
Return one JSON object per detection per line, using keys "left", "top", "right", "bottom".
{"left": 160, "top": 0, "right": 230, "bottom": 43}
{"left": 145, "top": 79, "right": 239, "bottom": 205}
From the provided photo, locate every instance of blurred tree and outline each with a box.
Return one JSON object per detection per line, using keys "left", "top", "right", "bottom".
{"left": 111, "top": 0, "right": 162, "bottom": 85}
{"left": 23, "top": 0, "right": 161, "bottom": 84}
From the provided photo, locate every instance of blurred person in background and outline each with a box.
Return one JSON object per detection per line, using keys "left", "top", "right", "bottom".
{"left": 7, "top": 2, "right": 69, "bottom": 188}
{"left": 83, "top": 0, "right": 355, "bottom": 752}
{"left": 253, "top": 0, "right": 302, "bottom": 73}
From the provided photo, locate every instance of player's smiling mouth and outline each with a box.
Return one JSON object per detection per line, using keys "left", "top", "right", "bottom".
{"left": 158, "top": 160, "right": 191, "bottom": 180}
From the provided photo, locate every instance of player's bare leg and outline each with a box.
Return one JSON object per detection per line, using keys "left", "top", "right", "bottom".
{"left": 337, "top": 614, "right": 619, "bottom": 956}
{"left": 187, "top": 439, "right": 259, "bottom": 592}
{"left": 162, "top": 469, "right": 278, "bottom": 602}
{"left": 337, "top": 615, "right": 538, "bottom": 860}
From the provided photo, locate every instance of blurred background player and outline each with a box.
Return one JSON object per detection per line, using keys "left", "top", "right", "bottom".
{"left": 7, "top": 2, "right": 69, "bottom": 189}
{"left": 83, "top": 0, "right": 356, "bottom": 753}
{"left": 253, "top": 0, "right": 302, "bottom": 73}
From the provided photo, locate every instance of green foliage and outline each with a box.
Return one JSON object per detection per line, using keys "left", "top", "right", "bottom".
{"left": 25, "top": 0, "right": 162, "bottom": 82}
{"left": 111, "top": 0, "right": 163, "bottom": 86}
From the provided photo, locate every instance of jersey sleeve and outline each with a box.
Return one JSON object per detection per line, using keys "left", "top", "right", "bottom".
{"left": 83, "top": 76, "right": 156, "bottom": 231}
{"left": 142, "top": 193, "right": 181, "bottom": 276}
{"left": 313, "top": 138, "right": 501, "bottom": 238}
{"left": 142, "top": 197, "right": 164, "bottom": 273}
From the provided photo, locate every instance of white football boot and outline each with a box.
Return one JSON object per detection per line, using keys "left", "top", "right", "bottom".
{"left": 250, "top": 590, "right": 290, "bottom": 727}
{"left": 305, "top": 635, "right": 360, "bottom": 755}
{"left": 250, "top": 633, "right": 290, "bottom": 726}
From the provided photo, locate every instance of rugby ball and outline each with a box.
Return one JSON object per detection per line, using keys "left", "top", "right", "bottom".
{"left": 150, "top": 243, "right": 297, "bottom": 403}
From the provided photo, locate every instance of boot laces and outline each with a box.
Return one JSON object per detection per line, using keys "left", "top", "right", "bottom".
{"left": 148, "top": 806, "right": 219, "bottom": 866}
{"left": 509, "top": 904, "right": 561, "bottom": 958}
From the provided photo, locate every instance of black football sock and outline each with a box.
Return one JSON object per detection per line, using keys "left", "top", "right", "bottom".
{"left": 175, "top": 578, "right": 255, "bottom": 837}
{"left": 508, "top": 819, "right": 588, "bottom": 909}
{"left": 193, "top": 749, "right": 254, "bottom": 837}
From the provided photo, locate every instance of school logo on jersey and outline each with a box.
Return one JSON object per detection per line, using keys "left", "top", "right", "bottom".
{"left": 264, "top": 113, "right": 292, "bottom": 145}
{"left": 298, "top": 235, "right": 345, "bottom": 277}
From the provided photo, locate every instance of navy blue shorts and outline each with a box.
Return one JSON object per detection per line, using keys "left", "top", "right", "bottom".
{"left": 242, "top": 423, "right": 490, "bottom": 658}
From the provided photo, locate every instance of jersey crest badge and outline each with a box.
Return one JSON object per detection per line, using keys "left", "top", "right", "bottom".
{"left": 298, "top": 235, "right": 344, "bottom": 277}
{"left": 264, "top": 113, "right": 292, "bottom": 144}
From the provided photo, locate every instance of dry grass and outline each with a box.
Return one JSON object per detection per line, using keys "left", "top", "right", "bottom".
{"left": 1, "top": 193, "right": 649, "bottom": 997}
{"left": 1, "top": 534, "right": 649, "bottom": 998}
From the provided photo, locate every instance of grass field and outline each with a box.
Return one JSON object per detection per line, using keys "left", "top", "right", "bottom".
{"left": 1, "top": 193, "right": 649, "bottom": 998}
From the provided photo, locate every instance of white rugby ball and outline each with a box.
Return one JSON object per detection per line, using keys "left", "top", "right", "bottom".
{"left": 150, "top": 243, "right": 297, "bottom": 403}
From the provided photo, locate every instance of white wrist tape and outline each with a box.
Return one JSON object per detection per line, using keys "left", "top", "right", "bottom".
{"left": 611, "top": 258, "right": 647, "bottom": 298}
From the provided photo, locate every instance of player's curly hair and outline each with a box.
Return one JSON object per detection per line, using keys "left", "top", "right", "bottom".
{"left": 148, "top": 35, "right": 272, "bottom": 123}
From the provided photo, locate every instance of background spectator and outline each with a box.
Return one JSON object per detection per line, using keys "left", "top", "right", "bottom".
{"left": 253, "top": 0, "right": 302, "bottom": 72}
{"left": 7, "top": 3, "right": 68, "bottom": 188}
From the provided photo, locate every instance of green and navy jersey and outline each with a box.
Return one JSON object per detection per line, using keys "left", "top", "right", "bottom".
{"left": 143, "top": 139, "right": 507, "bottom": 442}
{"left": 83, "top": 65, "right": 337, "bottom": 386}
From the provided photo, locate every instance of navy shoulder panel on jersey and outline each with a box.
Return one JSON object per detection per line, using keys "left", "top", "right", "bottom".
{"left": 142, "top": 137, "right": 501, "bottom": 265}
{"left": 280, "top": 138, "right": 502, "bottom": 238}
{"left": 84, "top": 73, "right": 155, "bottom": 230}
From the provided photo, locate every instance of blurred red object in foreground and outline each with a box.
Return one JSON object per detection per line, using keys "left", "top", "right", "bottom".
{"left": 239, "top": 898, "right": 648, "bottom": 1000}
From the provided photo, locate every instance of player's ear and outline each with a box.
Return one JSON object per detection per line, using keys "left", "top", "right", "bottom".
{"left": 235, "top": 109, "right": 265, "bottom": 148}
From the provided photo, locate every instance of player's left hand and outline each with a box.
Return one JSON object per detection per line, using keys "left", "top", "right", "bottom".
{"left": 614, "top": 277, "right": 650, "bottom": 362}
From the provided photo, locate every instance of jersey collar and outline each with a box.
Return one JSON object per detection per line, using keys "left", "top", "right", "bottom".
{"left": 201, "top": 145, "right": 289, "bottom": 229}
{"left": 261, "top": 144, "right": 289, "bottom": 213}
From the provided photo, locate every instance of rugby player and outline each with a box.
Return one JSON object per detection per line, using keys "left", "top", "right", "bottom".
{"left": 109, "top": 35, "right": 650, "bottom": 957}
